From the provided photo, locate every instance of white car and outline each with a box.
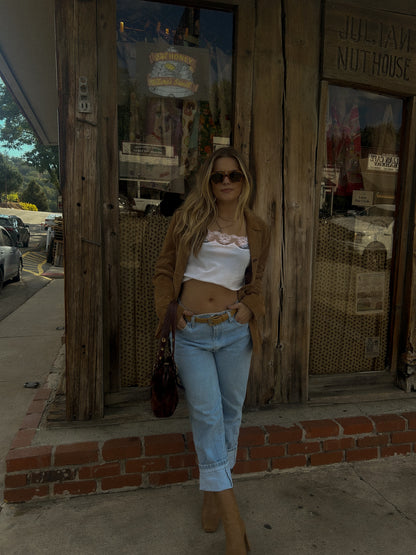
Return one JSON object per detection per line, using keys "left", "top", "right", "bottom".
{"left": 44, "top": 213, "right": 62, "bottom": 230}
{"left": 331, "top": 205, "right": 395, "bottom": 259}
{"left": 0, "top": 226, "right": 22, "bottom": 290}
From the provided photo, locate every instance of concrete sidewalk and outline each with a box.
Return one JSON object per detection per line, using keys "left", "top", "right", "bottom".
{"left": 0, "top": 456, "right": 415, "bottom": 554}
{"left": 0, "top": 279, "right": 65, "bottom": 500}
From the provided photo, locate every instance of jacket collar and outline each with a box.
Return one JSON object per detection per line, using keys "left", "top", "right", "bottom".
{"left": 244, "top": 208, "right": 263, "bottom": 231}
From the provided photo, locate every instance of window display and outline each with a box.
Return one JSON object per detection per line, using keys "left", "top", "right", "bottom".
{"left": 116, "top": 1, "right": 234, "bottom": 387}
{"left": 117, "top": 0, "right": 234, "bottom": 211}
{"left": 310, "top": 85, "right": 403, "bottom": 374}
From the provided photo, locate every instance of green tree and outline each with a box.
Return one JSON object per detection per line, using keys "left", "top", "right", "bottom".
{"left": 0, "top": 82, "right": 60, "bottom": 191}
{"left": 21, "top": 180, "right": 49, "bottom": 211}
{"left": 4, "top": 156, "right": 59, "bottom": 211}
{"left": 0, "top": 153, "right": 23, "bottom": 198}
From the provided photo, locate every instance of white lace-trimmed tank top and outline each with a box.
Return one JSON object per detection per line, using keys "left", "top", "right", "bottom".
{"left": 183, "top": 230, "right": 250, "bottom": 291}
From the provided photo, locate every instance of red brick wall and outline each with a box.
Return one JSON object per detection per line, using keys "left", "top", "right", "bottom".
{"left": 4, "top": 387, "right": 416, "bottom": 503}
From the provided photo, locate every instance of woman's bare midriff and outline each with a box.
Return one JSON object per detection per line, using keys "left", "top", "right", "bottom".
{"left": 180, "top": 279, "right": 238, "bottom": 315}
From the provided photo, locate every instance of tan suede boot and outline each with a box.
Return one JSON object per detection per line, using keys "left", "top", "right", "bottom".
{"left": 214, "top": 489, "right": 250, "bottom": 554}
{"left": 201, "top": 491, "right": 221, "bottom": 532}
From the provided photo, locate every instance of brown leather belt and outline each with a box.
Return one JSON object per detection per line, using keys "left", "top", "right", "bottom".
{"left": 184, "top": 309, "right": 237, "bottom": 326}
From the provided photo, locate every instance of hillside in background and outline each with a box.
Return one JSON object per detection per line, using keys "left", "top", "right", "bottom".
{"left": 0, "top": 154, "right": 59, "bottom": 211}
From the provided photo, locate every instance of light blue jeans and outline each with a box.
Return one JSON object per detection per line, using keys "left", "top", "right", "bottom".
{"left": 174, "top": 310, "right": 253, "bottom": 492}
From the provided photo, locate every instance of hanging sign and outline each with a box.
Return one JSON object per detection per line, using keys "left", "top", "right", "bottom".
{"left": 147, "top": 48, "right": 199, "bottom": 97}
{"left": 134, "top": 43, "right": 209, "bottom": 100}
{"left": 355, "top": 272, "right": 386, "bottom": 315}
{"left": 323, "top": 3, "right": 416, "bottom": 95}
{"left": 367, "top": 153, "right": 399, "bottom": 173}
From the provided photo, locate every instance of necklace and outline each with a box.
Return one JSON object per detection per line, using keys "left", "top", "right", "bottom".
{"left": 215, "top": 218, "right": 234, "bottom": 233}
{"left": 215, "top": 214, "right": 242, "bottom": 234}
{"left": 217, "top": 214, "right": 234, "bottom": 223}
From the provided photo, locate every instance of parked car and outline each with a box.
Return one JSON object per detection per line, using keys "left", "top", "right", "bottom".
{"left": 330, "top": 205, "right": 395, "bottom": 259}
{"left": 0, "top": 225, "right": 23, "bottom": 290}
{"left": 0, "top": 214, "right": 30, "bottom": 247}
{"left": 0, "top": 215, "right": 17, "bottom": 243}
{"left": 10, "top": 214, "right": 30, "bottom": 247}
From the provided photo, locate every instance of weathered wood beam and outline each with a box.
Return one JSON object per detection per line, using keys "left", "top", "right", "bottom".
{"left": 55, "top": 0, "right": 104, "bottom": 419}
{"left": 247, "top": 0, "right": 284, "bottom": 407}
{"left": 248, "top": 0, "right": 321, "bottom": 405}
{"left": 278, "top": 0, "right": 321, "bottom": 402}
{"left": 97, "top": 0, "right": 120, "bottom": 394}
{"left": 393, "top": 96, "right": 416, "bottom": 387}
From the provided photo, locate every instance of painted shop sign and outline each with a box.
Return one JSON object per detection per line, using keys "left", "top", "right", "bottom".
{"left": 367, "top": 153, "right": 399, "bottom": 173}
{"left": 323, "top": 3, "right": 416, "bottom": 95}
{"left": 147, "top": 48, "right": 199, "bottom": 98}
{"left": 127, "top": 43, "right": 210, "bottom": 100}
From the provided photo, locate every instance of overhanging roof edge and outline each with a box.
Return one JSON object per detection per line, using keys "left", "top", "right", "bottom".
{"left": 0, "top": 49, "right": 55, "bottom": 146}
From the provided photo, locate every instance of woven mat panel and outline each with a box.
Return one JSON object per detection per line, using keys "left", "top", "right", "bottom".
{"left": 120, "top": 211, "right": 171, "bottom": 387}
{"left": 120, "top": 212, "right": 142, "bottom": 386}
{"left": 309, "top": 219, "right": 391, "bottom": 375}
{"left": 134, "top": 213, "right": 170, "bottom": 387}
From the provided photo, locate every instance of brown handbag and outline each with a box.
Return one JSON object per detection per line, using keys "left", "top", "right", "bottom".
{"left": 151, "top": 301, "right": 179, "bottom": 418}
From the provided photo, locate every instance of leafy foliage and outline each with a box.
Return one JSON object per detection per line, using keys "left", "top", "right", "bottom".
{"left": 0, "top": 82, "right": 60, "bottom": 191}
{"left": 21, "top": 180, "right": 49, "bottom": 212}
{"left": 10, "top": 156, "right": 59, "bottom": 210}
{"left": 19, "top": 202, "right": 38, "bottom": 211}
{"left": 0, "top": 153, "right": 23, "bottom": 196}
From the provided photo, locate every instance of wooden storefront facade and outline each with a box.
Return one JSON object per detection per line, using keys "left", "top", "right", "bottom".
{"left": 30, "top": 0, "right": 416, "bottom": 419}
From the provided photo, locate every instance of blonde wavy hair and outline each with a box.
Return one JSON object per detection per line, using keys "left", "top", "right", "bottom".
{"left": 174, "top": 147, "right": 253, "bottom": 255}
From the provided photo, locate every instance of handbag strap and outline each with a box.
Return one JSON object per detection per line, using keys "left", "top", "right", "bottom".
{"left": 158, "top": 300, "right": 178, "bottom": 357}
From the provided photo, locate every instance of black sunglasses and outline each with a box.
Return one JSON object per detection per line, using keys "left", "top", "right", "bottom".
{"left": 210, "top": 171, "right": 244, "bottom": 185}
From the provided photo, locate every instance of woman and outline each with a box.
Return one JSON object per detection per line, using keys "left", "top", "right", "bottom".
{"left": 153, "top": 147, "right": 270, "bottom": 554}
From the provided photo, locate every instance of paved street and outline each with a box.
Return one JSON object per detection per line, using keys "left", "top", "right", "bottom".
{"left": 0, "top": 219, "right": 57, "bottom": 321}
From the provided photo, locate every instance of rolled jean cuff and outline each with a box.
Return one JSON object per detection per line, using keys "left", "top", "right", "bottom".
{"left": 228, "top": 447, "right": 237, "bottom": 471}
{"left": 199, "top": 463, "right": 233, "bottom": 492}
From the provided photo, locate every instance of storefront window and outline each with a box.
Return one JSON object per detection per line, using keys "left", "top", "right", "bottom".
{"left": 310, "top": 85, "right": 403, "bottom": 375}
{"left": 117, "top": 0, "right": 234, "bottom": 210}
{"left": 116, "top": 1, "right": 234, "bottom": 387}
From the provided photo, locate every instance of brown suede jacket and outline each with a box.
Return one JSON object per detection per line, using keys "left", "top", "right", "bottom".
{"left": 153, "top": 208, "right": 271, "bottom": 353}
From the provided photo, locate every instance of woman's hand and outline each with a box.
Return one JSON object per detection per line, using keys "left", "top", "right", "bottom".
{"left": 227, "top": 302, "right": 253, "bottom": 324}
{"left": 177, "top": 309, "right": 194, "bottom": 330}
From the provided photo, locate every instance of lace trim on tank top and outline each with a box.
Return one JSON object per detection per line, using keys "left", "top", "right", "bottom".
{"left": 205, "top": 230, "right": 249, "bottom": 249}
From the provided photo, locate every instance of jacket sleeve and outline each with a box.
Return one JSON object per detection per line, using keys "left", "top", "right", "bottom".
{"left": 238, "top": 224, "right": 271, "bottom": 320}
{"left": 153, "top": 212, "right": 181, "bottom": 323}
